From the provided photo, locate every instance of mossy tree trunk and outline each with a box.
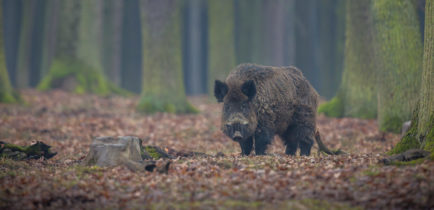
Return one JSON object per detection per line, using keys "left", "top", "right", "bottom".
{"left": 38, "top": 0, "right": 122, "bottom": 95}
{"left": 372, "top": 0, "right": 423, "bottom": 132}
{"left": 0, "top": 1, "right": 20, "bottom": 103}
{"left": 418, "top": 0, "right": 434, "bottom": 146}
{"left": 137, "top": 0, "right": 197, "bottom": 113}
{"left": 318, "top": 0, "right": 378, "bottom": 119}
{"left": 234, "top": 0, "right": 264, "bottom": 64}
{"left": 394, "top": 0, "right": 434, "bottom": 155}
{"left": 207, "top": 0, "right": 236, "bottom": 97}
{"left": 319, "top": 0, "right": 423, "bottom": 133}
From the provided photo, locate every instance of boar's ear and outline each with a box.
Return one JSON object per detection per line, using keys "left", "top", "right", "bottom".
{"left": 241, "top": 80, "right": 256, "bottom": 101}
{"left": 214, "top": 80, "right": 228, "bottom": 102}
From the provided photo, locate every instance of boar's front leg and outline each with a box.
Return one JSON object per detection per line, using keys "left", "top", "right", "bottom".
{"left": 239, "top": 137, "right": 253, "bottom": 155}
{"left": 254, "top": 126, "right": 273, "bottom": 155}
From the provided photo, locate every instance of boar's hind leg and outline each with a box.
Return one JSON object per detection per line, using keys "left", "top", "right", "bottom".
{"left": 254, "top": 127, "right": 273, "bottom": 155}
{"left": 239, "top": 137, "right": 253, "bottom": 155}
{"left": 297, "top": 128, "right": 314, "bottom": 156}
{"left": 281, "top": 126, "right": 298, "bottom": 155}
{"left": 292, "top": 106, "right": 315, "bottom": 156}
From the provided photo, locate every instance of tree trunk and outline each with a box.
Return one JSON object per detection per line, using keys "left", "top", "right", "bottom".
{"left": 418, "top": 0, "right": 433, "bottom": 145}
{"left": 207, "top": 0, "right": 236, "bottom": 97}
{"left": 372, "top": 0, "right": 423, "bottom": 132}
{"left": 295, "top": 0, "right": 320, "bottom": 90}
{"left": 317, "top": 0, "right": 346, "bottom": 99}
{"left": 40, "top": 0, "right": 59, "bottom": 79}
{"left": 16, "top": 0, "right": 36, "bottom": 89}
{"left": 0, "top": 1, "right": 20, "bottom": 103}
{"left": 121, "top": 0, "right": 142, "bottom": 93}
{"left": 262, "top": 0, "right": 296, "bottom": 67}
{"left": 234, "top": 0, "right": 264, "bottom": 64}
{"left": 29, "top": 0, "right": 47, "bottom": 87}
{"left": 182, "top": 0, "right": 208, "bottom": 96}
{"left": 38, "top": 1, "right": 119, "bottom": 95}
{"left": 3, "top": 0, "right": 22, "bottom": 88}
{"left": 318, "top": 0, "right": 378, "bottom": 119}
{"left": 391, "top": 0, "right": 433, "bottom": 153}
{"left": 103, "top": 0, "right": 123, "bottom": 86}
{"left": 137, "top": 0, "right": 197, "bottom": 113}
{"left": 77, "top": 0, "right": 104, "bottom": 74}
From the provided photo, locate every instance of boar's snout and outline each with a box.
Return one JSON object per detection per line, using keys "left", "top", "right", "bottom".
{"left": 233, "top": 131, "right": 243, "bottom": 141}
{"left": 225, "top": 121, "right": 249, "bottom": 141}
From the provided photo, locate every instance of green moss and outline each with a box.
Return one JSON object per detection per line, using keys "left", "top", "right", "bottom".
{"left": 389, "top": 132, "right": 420, "bottom": 155}
{"left": 380, "top": 115, "right": 404, "bottom": 133}
{"left": 389, "top": 109, "right": 421, "bottom": 154}
{"left": 318, "top": 96, "right": 344, "bottom": 117}
{"left": 137, "top": 94, "right": 198, "bottom": 114}
{"left": 389, "top": 158, "right": 427, "bottom": 166}
{"left": 422, "top": 115, "right": 434, "bottom": 153}
{"left": 144, "top": 146, "right": 162, "bottom": 159}
{"left": 0, "top": 142, "right": 56, "bottom": 160}
{"left": 38, "top": 58, "right": 130, "bottom": 96}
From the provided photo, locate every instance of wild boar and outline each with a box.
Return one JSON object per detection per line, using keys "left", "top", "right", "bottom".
{"left": 214, "top": 63, "right": 319, "bottom": 156}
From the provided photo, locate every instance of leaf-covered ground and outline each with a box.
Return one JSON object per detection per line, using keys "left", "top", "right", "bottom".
{"left": 0, "top": 90, "right": 433, "bottom": 209}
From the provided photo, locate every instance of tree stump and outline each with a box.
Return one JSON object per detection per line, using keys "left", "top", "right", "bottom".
{"left": 83, "top": 136, "right": 154, "bottom": 171}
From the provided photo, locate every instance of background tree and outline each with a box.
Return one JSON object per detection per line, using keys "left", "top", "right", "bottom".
{"left": 102, "top": 0, "right": 123, "bottom": 87}
{"left": 392, "top": 0, "right": 433, "bottom": 155}
{"left": 0, "top": 0, "right": 20, "bottom": 103}
{"left": 319, "top": 0, "right": 423, "bottom": 132}
{"left": 182, "top": 0, "right": 208, "bottom": 96}
{"left": 38, "top": 0, "right": 122, "bottom": 95}
{"left": 137, "top": 0, "right": 197, "bottom": 113}
{"left": 2, "top": 0, "right": 21, "bottom": 88}
{"left": 15, "top": 0, "right": 35, "bottom": 89}
{"left": 120, "top": 0, "right": 142, "bottom": 93}
{"left": 319, "top": 0, "right": 378, "bottom": 119}
{"left": 372, "top": 0, "right": 423, "bottom": 132}
{"left": 234, "top": 0, "right": 264, "bottom": 64}
{"left": 207, "top": 0, "right": 236, "bottom": 97}
{"left": 295, "top": 0, "right": 320, "bottom": 89}
{"left": 317, "top": 0, "right": 346, "bottom": 99}
{"left": 262, "top": 0, "right": 296, "bottom": 67}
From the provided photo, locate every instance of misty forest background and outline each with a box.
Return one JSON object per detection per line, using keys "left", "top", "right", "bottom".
{"left": 0, "top": 0, "right": 432, "bottom": 152}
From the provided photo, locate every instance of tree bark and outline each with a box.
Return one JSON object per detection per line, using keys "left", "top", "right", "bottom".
{"left": 317, "top": 0, "right": 345, "bottom": 99}
{"left": 318, "top": 0, "right": 378, "bottom": 119}
{"left": 103, "top": 0, "right": 124, "bottom": 86}
{"left": 0, "top": 1, "right": 20, "bottom": 103}
{"left": 38, "top": 0, "right": 120, "bottom": 95}
{"left": 234, "top": 0, "right": 264, "bottom": 64}
{"left": 137, "top": 0, "right": 197, "bottom": 113}
{"left": 16, "top": 0, "right": 36, "bottom": 89}
{"left": 417, "top": 0, "right": 433, "bottom": 152}
{"left": 372, "top": 0, "right": 423, "bottom": 132}
{"left": 207, "top": 0, "right": 236, "bottom": 97}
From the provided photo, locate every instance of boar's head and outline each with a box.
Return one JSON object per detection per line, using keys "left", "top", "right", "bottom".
{"left": 214, "top": 80, "right": 258, "bottom": 142}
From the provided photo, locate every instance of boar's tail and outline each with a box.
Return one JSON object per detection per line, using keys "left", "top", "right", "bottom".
{"left": 315, "top": 131, "right": 345, "bottom": 155}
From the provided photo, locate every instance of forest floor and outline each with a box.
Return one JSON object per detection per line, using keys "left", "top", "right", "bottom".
{"left": 0, "top": 90, "right": 433, "bottom": 210}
